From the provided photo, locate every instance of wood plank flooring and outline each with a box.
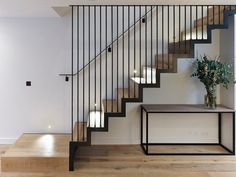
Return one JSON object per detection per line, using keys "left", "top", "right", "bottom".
{"left": 1, "top": 144, "right": 236, "bottom": 177}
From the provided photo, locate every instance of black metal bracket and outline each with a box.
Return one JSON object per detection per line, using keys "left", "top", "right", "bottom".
{"left": 69, "top": 141, "right": 78, "bottom": 171}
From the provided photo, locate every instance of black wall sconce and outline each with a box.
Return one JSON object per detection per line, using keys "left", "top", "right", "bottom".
{"left": 142, "top": 18, "right": 146, "bottom": 23}
{"left": 65, "top": 76, "right": 69, "bottom": 82}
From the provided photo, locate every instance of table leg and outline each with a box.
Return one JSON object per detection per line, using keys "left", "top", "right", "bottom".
{"left": 141, "top": 107, "right": 143, "bottom": 146}
{"left": 233, "top": 112, "right": 235, "bottom": 155}
{"left": 218, "top": 113, "right": 222, "bottom": 145}
{"left": 146, "top": 112, "right": 149, "bottom": 154}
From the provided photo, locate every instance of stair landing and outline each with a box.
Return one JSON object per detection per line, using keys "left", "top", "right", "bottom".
{"left": 1, "top": 133, "right": 70, "bottom": 172}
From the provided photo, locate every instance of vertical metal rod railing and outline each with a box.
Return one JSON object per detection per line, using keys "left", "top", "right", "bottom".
{"left": 173, "top": 6, "right": 175, "bottom": 54}
{"left": 167, "top": 5, "right": 170, "bottom": 69}
{"left": 139, "top": 6, "right": 142, "bottom": 83}
{"left": 145, "top": 6, "right": 147, "bottom": 83}
{"left": 76, "top": 6, "right": 79, "bottom": 141}
{"left": 190, "top": 5, "right": 192, "bottom": 41}
{"left": 156, "top": 6, "right": 158, "bottom": 70}
{"left": 161, "top": 6, "right": 164, "bottom": 69}
{"left": 117, "top": 6, "right": 119, "bottom": 111}
{"left": 68, "top": 5, "right": 236, "bottom": 142}
{"left": 100, "top": 6, "right": 102, "bottom": 127}
{"left": 202, "top": 6, "right": 204, "bottom": 40}
{"left": 71, "top": 6, "right": 74, "bottom": 141}
{"left": 213, "top": 6, "right": 215, "bottom": 25}
{"left": 151, "top": 6, "right": 153, "bottom": 82}
{"left": 82, "top": 6, "right": 85, "bottom": 140}
{"left": 134, "top": 6, "right": 136, "bottom": 92}
{"left": 179, "top": 6, "right": 181, "bottom": 51}
{"left": 128, "top": 6, "right": 131, "bottom": 95}
{"left": 94, "top": 6, "right": 97, "bottom": 126}
{"left": 111, "top": 6, "right": 114, "bottom": 111}
{"left": 105, "top": 6, "right": 108, "bottom": 112}
{"left": 88, "top": 6, "right": 91, "bottom": 127}
{"left": 184, "top": 5, "right": 187, "bottom": 53}
{"left": 196, "top": 6, "right": 198, "bottom": 40}
{"left": 122, "top": 6, "right": 125, "bottom": 98}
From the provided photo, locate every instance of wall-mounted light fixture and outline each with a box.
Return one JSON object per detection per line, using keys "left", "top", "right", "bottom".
{"left": 65, "top": 76, "right": 69, "bottom": 82}
{"left": 142, "top": 18, "right": 146, "bottom": 23}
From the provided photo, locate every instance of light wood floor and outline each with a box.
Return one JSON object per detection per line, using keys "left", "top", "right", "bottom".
{"left": 1, "top": 145, "right": 236, "bottom": 177}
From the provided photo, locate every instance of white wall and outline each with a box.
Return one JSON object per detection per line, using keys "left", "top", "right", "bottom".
{"left": 0, "top": 18, "right": 71, "bottom": 143}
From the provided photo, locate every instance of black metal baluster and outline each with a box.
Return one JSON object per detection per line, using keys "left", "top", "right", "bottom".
{"left": 111, "top": 6, "right": 114, "bottom": 111}
{"left": 82, "top": 6, "right": 85, "bottom": 140}
{"left": 218, "top": 5, "right": 220, "bottom": 25}
{"left": 179, "top": 6, "right": 181, "bottom": 52}
{"left": 213, "top": 6, "right": 215, "bottom": 25}
{"left": 184, "top": 5, "right": 186, "bottom": 53}
{"left": 162, "top": 6, "right": 164, "bottom": 69}
{"left": 140, "top": 6, "right": 142, "bottom": 83}
{"left": 117, "top": 6, "right": 119, "bottom": 111}
{"left": 134, "top": 6, "right": 136, "bottom": 93}
{"left": 88, "top": 6, "right": 91, "bottom": 127}
{"left": 151, "top": 6, "right": 153, "bottom": 82}
{"left": 207, "top": 6, "right": 209, "bottom": 27}
{"left": 173, "top": 6, "right": 175, "bottom": 54}
{"left": 167, "top": 5, "right": 169, "bottom": 69}
{"left": 156, "top": 6, "right": 158, "bottom": 69}
{"left": 100, "top": 6, "right": 102, "bottom": 127}
{"left": 77, "top": 6, "right": 81, "bottom": 141}
{"left": 202, "top": 6, "right": 204, "bottom": 40}
{"left": 128, "top": 6, "right": 130, "bottom": 95}
{"left": 71, "top": 6, "right": 74, "bottom": 141}
{"left": 223, "top": 5, "right": 225, "bottom": 25}
{"left": 190, "top": 5, "right": 192, "bottom": 41}
{"left": 94, "top": 6, "right": 97, "bottom": 126}
{"left": 145, "top": 5, "right": 147, "bottom": 82}
{"left": 105, "top": 6, "right": 108, "bottom": 112}
{"left": 196, "top": 6, "right": 198, "bottom": 40}
{"left": 122, "top": 6, "right": 124, "bottom": 98}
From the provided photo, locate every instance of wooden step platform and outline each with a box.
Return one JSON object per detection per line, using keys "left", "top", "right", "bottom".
{"left": 1, "top": 133, "right": 70, "bottom": 172}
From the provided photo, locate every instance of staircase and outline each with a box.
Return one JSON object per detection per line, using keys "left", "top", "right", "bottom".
{"left": 68, "top": 5, "right": 236, "bottom": 171}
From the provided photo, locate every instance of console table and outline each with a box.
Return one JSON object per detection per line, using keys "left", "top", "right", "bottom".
{"left": 140, "top": 104, "right": 235, "bottom": 155}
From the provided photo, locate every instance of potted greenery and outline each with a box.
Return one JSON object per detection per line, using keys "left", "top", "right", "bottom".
{"left": 191, "top": 55, "right": 234, "bottom": 109}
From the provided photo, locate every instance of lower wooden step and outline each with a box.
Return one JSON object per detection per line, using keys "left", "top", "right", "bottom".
{"left": 1, "top": 133, "right": 70, "bottom": 172}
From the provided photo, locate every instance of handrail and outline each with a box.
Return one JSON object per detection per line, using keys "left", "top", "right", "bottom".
{"left": 59, "top": 6, "right": 155, "bottom": 77}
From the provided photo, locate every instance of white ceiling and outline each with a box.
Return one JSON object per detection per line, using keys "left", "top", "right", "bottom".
{"left": 0, "top": 0, "right": 236, "bottom": 17}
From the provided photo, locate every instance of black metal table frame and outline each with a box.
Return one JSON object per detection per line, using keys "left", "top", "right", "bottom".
{"left": 140, "top": 106, "right": 235, "bottom": 155}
